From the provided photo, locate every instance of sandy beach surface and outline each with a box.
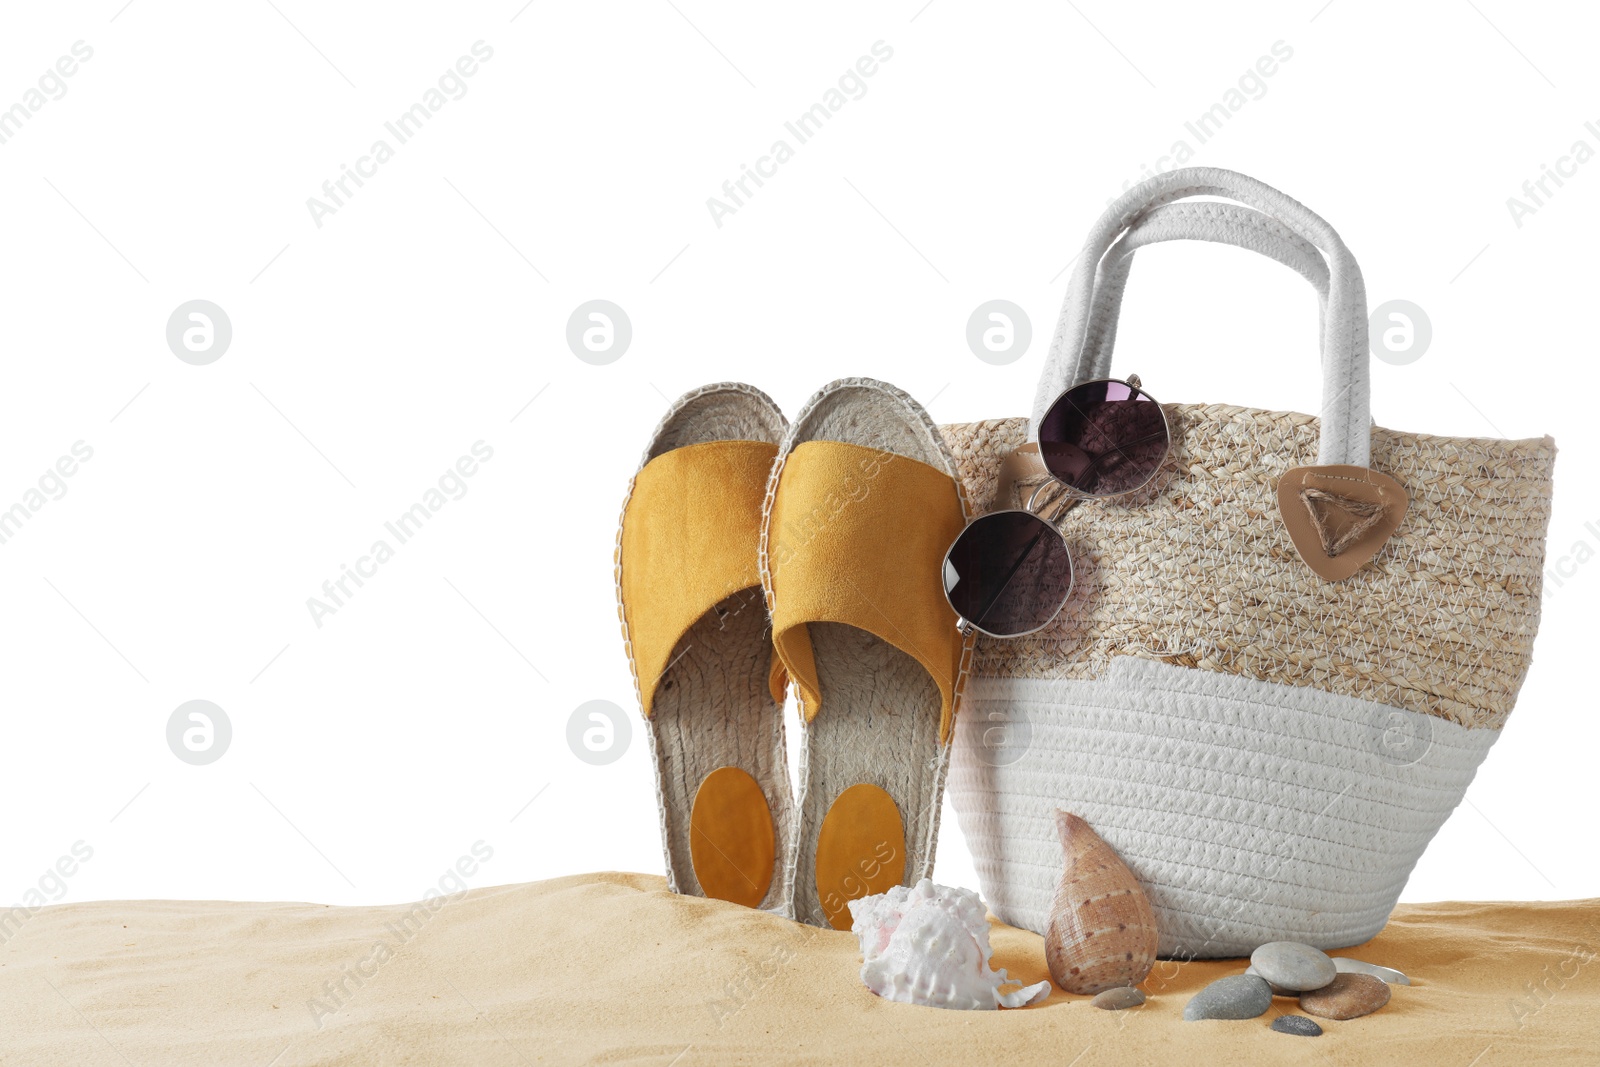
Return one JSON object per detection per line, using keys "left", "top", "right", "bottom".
{"left": 3, "top": 871, "right": 1596, "bottom": 1064}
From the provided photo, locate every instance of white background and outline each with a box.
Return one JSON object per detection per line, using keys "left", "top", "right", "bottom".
{"left": 0, "top": 0, "right": 1594, "bottom": 913}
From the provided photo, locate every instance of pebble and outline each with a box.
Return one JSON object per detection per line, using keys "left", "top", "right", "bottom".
{"left": 1250, "top": 941, "right": 1338, "bottom": 992}
{"left": 1299, "top": 972, "right": 1392, "bottom": 1020}
{"left": 1333, "top": 957, "right": 1411, "bottom": 985}
{"left": 1270, "top": 1015, "right": 1324, "bottom": 1037}
{"left": 1183, "top": 975, "right": 1273, "bottom": 1021}
{"left": 1091, "top": 986, "right": 1146, "bottom": 1010}
{"left": 1243, "top": 964, "right": 1296, "bottom": 997}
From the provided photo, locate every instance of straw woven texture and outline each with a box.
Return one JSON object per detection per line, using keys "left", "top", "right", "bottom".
{"left": 940, "top": 406, "right": 1556, "bottom": 731}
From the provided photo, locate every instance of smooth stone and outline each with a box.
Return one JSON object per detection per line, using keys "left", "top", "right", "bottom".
{"left": 1299, "top": 972, "right": 1392, "bottom": 1020}
{"left": 1091, "top": 986, "right": 1146, "bottom": 1010}
{"left": 1243, "top": 964, "right": 1296, "bottom": 997}
{"left": 1183, "top": 975, "right": 1273, "bottom": 1021}
{"left": 1270, "top": 1015, "right": 1324, "bottom": 1037}
{"left": 1333, "top": 957, "right": 1411, "bottom": 985}
{"left": 1251, "top": 941, "right": 1338, "bottom": 992}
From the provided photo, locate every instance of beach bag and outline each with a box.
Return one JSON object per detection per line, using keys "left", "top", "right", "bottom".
{"left": 940, "top": 167, "right": 1556, "bottom": 958}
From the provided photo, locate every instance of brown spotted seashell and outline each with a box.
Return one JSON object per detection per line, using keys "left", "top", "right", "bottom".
{"left": 1043, "top": 810, "right": 1158, "bottom": 995}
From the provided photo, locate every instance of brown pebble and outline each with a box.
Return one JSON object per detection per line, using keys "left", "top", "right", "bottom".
{"left": 1090, "top": 986, "right": 1146, "bottom": 1010}
{"left": 1299, "top": 972, "right": 1391, "bottom": 1020}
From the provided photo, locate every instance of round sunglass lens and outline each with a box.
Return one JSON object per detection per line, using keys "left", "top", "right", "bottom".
{"left": 943, "top": 511, "right": 1074, "bottom": 637}
{"left": 1038, "top": 380, "right": 1168, "bottom": 496}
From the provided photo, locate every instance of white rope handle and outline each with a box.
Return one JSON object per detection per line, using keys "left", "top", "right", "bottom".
{"left": 1034, "top": 168, "right": 1370, "bottom": 467}
{"left": 1081, "top": 201, "right": 1331, "bottom": 382}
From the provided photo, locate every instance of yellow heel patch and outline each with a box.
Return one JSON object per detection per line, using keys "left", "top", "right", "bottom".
{"left": 814, "top": 783, "right": 906, "bottom": 930}
{"left": 689, "top": 766, "right": 776, "bottom": 908}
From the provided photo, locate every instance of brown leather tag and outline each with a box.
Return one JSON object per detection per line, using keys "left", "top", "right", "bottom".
{"left": 1277, "top": 465, "right": 1409, "bottom": 581}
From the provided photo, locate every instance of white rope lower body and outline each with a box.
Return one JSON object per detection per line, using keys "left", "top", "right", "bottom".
{"left": 947, "top": 656, "right": 1499, "bottom": 958}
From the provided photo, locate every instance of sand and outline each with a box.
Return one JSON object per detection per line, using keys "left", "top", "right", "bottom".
{"left": 3, "top": 871, "right": 1597, "bottom": 1064}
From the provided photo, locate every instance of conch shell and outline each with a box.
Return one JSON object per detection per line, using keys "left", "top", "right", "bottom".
{"left": 1044, "top": 811, "right": 1158, "bottom": 995}
{"left": 849, "top": 878, "right": 1051, "bottom": 1010}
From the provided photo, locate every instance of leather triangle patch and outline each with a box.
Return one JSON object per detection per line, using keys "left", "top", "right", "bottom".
{"left": 1277, "top": 465, "right": 1409, "bottom": 581}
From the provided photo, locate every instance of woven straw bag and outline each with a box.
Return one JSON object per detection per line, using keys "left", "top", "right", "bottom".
{"left": 940, "top": 168, "right": 1556, "bottom": 958}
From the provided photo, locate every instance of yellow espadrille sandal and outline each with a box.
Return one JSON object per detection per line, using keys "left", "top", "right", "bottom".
{"left": 616, "top": 382, "right": 795, "bottom": 912}
{"left": 759, "top": 378, "right": 974, "bottom": 929}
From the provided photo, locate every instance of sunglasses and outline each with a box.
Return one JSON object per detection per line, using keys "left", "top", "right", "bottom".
{"left": 941, "top": 376, "right": 1170, "bottom": 638}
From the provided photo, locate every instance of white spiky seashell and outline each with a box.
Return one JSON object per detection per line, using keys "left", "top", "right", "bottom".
{"left": 847, "top": 878, "right": 1051, "bottom": 1010}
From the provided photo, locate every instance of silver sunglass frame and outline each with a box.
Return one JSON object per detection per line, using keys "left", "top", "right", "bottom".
{"left": 942, "top": 375, "right": 1171, "bottom": 640}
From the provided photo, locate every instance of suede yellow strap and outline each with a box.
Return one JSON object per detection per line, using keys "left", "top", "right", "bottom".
{"left": 766, "top": 441, "right": 967, "bottom": 744}
{"left": 620, "top": 440, "right": 779, "bottom": 716}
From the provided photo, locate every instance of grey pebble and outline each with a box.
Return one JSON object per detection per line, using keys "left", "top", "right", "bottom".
{"left": 1183, "top": 975, "right": 1273, "bottom": 1021}
{"left": 1243, "top": 964, "right": 1296, "bottom": 997}
{"left": 1333, "top": 957, "right": 1411, "bottom": 985}
{"left": 1250, "top": 941, "right": 1338, "bottom": 992}
{"left": 1091, "top": 986, "right": 1146, "bottom": 1010}
{"left": 1270, "top": 1014, "right": 1324, "bottom": 1037}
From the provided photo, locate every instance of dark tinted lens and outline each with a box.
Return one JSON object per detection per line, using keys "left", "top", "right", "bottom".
{"left": 1038, "top": 380, "right": 1168, "bottom": 496}
{"left": 943, "top": 512, "right": 1073, "bottom": 637}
